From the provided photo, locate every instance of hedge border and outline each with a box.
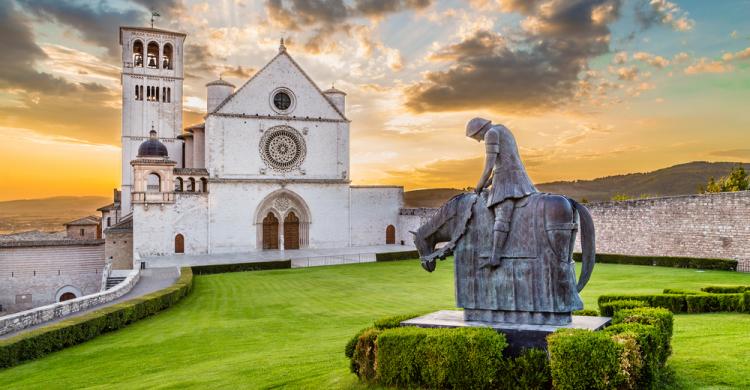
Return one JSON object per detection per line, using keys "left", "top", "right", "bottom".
{"left": 191, "top": 260, "right": 291, "bottom": 275}
{"left": 599, "top": 290, "right": 750, "bottom": 314}
{"left": 572, "top": 252, "right": 737, "bottom": 271}
{"left": 375, "top": 250, "right": 419, "bottom": 262}
{"left": 0, "top": 267, "right": 194, "bottom": 370}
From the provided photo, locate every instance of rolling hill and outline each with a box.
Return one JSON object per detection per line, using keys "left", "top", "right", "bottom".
{"left": 0, "top": 196, "right": 110, "bottom": 234}
{"left": 404, "top": 161, "right": 748, "bottom": 207}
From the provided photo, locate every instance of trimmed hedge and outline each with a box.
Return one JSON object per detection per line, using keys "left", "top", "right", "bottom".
{"left": 549, "top": 307, "right": 673, "bottom": 390}
{"left": 348, "top": 314, "right": 551, "bottom": 389}
{"left": 375, "top": 250, "right": 419, "bottom": 262}
{"left": 573, "top": 309, "right": 600, "bottom": 316}
{"left": 0, "top": 267, "right": 194, "bottom": 369}
{"left": 599, "top": 299, "right": 648, "bottom": 317}
{"left": 662, "top": 288, "right": 703, "bottom": 295}
{"left": 191, "top": 260, "right": 290, "bottom": 275}
{"left": 599, "top": 294, "right": 687, "bottom": 313}
{"left": 701, "top": 285, "right": 750, "bottom": 293}
{"left": 572, "top": 253, "right": 737, "bottom": 271}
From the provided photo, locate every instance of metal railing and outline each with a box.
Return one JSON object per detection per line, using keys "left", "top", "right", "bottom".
{"left": 290, "top": 252, "right": 379, "bottom": 268}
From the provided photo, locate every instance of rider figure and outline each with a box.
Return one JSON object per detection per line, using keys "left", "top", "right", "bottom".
{"left": 466, "top": 118, "right": 538, "bottom": 268}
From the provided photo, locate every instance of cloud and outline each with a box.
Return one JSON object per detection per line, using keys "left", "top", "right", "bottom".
{"left": 383, "top": 156, "right": 484, "bottom": 189}
{"left": 612, "top": 51, "right": 628, "bottom": 64}
{"left": 722, "top": 47, "right": 750, "bottom": 62}
{"left": 684, "top": 58, "right": 734, "bottom": 75}
{"left": 403, "top": 0, "right": 623, "bottom": 114}
{"left": 16, "top": 0, "right": 182, "bottom": 58}
{"left": 632, "top": 52, "right": 669, "bottom": 68}
{"left": 0, "top": 2, "right": 78, "bottom": 94}
{"left": 634, "top": 0, "right": 694, "bottom": 32}
{"left": 221, "top": 66, "right": 256, "bottom": 79}
{"left": 614, "top": 66, "right": 639, "bottom": 80}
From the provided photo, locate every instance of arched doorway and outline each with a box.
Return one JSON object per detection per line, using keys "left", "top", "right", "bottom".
{"left": 59, "top": 292, "right": 76, "bottom": 302}
{"left": 263, "top": 213, "right": 279, "bottom": 249}
{"left": 175, "top": 234, "right": 184, "bottom": 254}
{"left": 386, "top": 225, "right": 396, "bottom": 244}
{"left": 284, "top": 212, "right": 300, "bottom": 250}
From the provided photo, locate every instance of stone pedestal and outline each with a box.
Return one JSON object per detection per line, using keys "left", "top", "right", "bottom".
{"left": 401, "top": 310, "right": 611, "bottom": 357}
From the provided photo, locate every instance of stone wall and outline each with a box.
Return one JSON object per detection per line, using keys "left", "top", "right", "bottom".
{"left": 350, "top": 186, "right": 404, "bottom": 246}
{"left": 0, "top": 241, "right": 106, "bottom": 314}
{"left": 106, "top": 230, "right": 134, "bottom": 270}
{"left": 0, "top": 269, "right": 140, "bottom": 336}
{"left": 576, "top": 191, "right": 750, "bottom": 271}
{"left": 398, "top": 191, "right": 750, "bottom": 271}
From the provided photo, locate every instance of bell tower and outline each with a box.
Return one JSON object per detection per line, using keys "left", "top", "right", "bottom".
{"left": 119, "top": 26, "right": 186, "bottom": 213}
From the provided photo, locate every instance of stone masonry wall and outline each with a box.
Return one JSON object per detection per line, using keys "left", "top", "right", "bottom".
{"left": 399, "top": 191, "right": 750, "bottom": 271}
{"left": 576, "top": 191, "right": 750, "bottom": 271}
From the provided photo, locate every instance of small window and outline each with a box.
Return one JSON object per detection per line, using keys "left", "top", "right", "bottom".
{"left": 80, "top": 228, "right": 85, "bottom": 237}
{"left": 147, "top": 173, "right": 161, "bottom": 192}
{"left": 59, "top": 292, "right": 76, "bottom": 302}
{"left": 175, "top": 177, "right": 183, "bottom": 192}
{"left": 273, "top": 91, "right": 292, "bottom": 111}
{"left": 187, "top": 178, "right": 195, "bottom": 192}
{"left": 135, "top": 85, "right": 140, "bottom": 100}
{"left": 107, "top": 217, "right": 111, "bottom": 227}
{"left": 167, "top": 87, "right": 171, "bottom": 103}
{"left": 133, "top": 40, "right": 143, "bottom": 67}
{"left": 163, "top": 43, "right": 173, "bottom": 69}
{"left": 201, "top": 177, "right": 208, "bottom": 192}
{"left": 139, "top": 85, "right": 144, "bottom": 101}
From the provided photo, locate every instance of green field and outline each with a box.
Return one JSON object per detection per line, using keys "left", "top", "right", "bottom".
{"left": 0, "top": 260, "right": 748, "bottom": 389}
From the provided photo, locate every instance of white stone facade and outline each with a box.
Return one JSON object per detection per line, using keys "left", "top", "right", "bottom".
{"left": 120, "top": 36, "right": 404, "bottom": 260}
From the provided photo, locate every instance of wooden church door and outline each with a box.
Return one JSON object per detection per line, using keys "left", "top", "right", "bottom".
{"left": 386, "top": 225, "right": 396, "bottom": 244}
{"left": 175, "top": 234, "right": 185, "bottom": 254}
{"left": 284, "top": 212, "right": 300, "bottom": 250}
{"left": 263, "top": 213, "right": 279, "bottom": 249}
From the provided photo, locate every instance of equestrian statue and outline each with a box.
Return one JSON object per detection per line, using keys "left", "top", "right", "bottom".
{"left": 413, "top": 118, "right": 596, "bottom": 326}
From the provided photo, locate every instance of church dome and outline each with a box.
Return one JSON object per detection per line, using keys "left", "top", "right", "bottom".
{"left": 137, "top": 130, "right": 168, "bottom": 158}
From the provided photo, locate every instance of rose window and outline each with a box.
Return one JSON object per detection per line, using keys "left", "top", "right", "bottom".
{"left": 260, "top": 126, "right": 306, "bottom": 172}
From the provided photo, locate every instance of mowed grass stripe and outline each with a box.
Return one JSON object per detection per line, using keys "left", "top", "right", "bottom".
{"left": 0, "top": 260, "right": 748, "bottom": 389}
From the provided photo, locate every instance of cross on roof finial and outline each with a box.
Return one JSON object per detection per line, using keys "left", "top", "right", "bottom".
{"left": 279, "top": 37, "right": 286, "bottom": 53}
{"left": 150, "top": 10, "right": 160, "bottom": 28}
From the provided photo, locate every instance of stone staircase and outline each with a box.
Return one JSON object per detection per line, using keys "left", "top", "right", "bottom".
{"left": 105, "top": 276, "right": 126, "bottom": 290}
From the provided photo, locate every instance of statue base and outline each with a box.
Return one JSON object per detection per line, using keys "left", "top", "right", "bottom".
{"left": 401, "top": 310, "right": 611, "bottom": 357}
{"left": 464, "top": 309, "right": 571, "bottom": 326}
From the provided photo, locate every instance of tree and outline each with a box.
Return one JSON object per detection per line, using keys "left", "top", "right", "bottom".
{"left": 701, "top": 165, "right": 749, "bottom": 193}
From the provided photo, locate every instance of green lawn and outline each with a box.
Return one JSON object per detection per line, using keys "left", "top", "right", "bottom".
{"left": 0, "top": 260, "right": 748, "bottom": 389}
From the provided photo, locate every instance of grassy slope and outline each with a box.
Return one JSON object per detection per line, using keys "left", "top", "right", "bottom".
{"left": 0, "top": 261, "right": 748, "bottom": 389}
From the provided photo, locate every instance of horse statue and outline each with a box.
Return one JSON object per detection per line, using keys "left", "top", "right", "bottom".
{"left": 412, "top": 191, "right": 596, "bottom": 325}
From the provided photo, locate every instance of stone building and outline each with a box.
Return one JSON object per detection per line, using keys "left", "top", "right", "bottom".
{"left": 0, "top": 230, "right": 105, "bottom": 314}
{"left": 102, "top": 27, "right": 404, "bottom": 262}
{"left": 64, "top": 216, "right": 101, "bottom": 240}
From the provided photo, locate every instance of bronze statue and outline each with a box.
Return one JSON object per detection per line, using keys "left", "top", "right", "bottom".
{"left": 413, "top": 118, "right": 596, "bottom": 326}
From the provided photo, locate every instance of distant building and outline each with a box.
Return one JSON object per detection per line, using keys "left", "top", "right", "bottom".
{"left": 100, "top": 27, "right": 404, "bottom": 265}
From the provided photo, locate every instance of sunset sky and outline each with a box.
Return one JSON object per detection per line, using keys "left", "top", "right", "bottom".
{"left": 1, "top": 0, "right": 749, "bottom": 201}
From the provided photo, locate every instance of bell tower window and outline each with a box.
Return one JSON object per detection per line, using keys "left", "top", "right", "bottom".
{"left": 163, "top": 43, "right": 173, "bottom": 69}
{"left": 133, "top": 40, "right": 143, "bottom": 67}
{"left": 147, "top": 41, "right": 159, "bottom": 68}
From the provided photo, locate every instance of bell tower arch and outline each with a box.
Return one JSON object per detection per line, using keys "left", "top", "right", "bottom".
{"left": 119, "top": 26, "right": 186, "bottom": 212}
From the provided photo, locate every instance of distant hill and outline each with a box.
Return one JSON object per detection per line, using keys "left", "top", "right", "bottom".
{"left": 404, "top": 161, "right": 748, "bottom": 207}
{"left": 0, "top": 196, "right": 110, "bottom": 234}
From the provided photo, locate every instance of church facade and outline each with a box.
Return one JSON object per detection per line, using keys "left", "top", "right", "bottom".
{"left": 111, "top": 26, "right": 403, "bottom": 262}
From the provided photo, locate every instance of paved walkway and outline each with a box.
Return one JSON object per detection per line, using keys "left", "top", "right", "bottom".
{"left": 142, "top": 244, "right": 417, "bottom": 268}
{"left": 0, "top": 267, "right": 180, "bottom": 340}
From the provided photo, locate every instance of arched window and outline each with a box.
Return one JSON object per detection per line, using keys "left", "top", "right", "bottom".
{"left": 147, "top": 41, "right": 159, "bottom": 68}
{"left": 135, "top": 85, "right": 140, "bottom": 100}
{"left": 133, "top": 40, "right": 143, "bottom": 67}
{"left": 147, "top": 173, "right": 161, "bottom": 192}
{"left": 175, "top": 177, "right": 183, "bottom": 192}
{"left": 201, "top": 178, "right": 208, "bottom": 192}
{"left": 175, "top": 233, "right": 184, "bottom": 254}
{"left": 187, "top": 177, "right": 195, "bottom": 192}
{"left": 107, "top": 217, "right": 111, "bottom": 227}
{"left": 386, "top": 225, "right": 396, "bottom": 244}
{"left": 162, "top": 43, "right": 173, "bottom": 69}
{"left": 156, "top": 86, "right": 160, "bottom": 101}
{"left": 162, "top": 87, "right": 166, "bottom": 102}
{"left": 167, "top": 87, "right": 171, "bottom": 103}
{"left": 59, "top": 292, "right": 77, "bottom": 302}
{"left": 139, "top": 85, "right": 144, "bottom": 101}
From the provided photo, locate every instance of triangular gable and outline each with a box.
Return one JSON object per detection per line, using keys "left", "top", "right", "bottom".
{"left": 211, "top": 51, "right": 348, "bottom": 121}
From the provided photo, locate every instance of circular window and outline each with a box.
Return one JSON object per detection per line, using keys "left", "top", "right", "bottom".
{"left": 259, "top": 126, "right": 306, "bottom": 171}
{"left": 269, "top": 88, "right": 295, "bottom": 114}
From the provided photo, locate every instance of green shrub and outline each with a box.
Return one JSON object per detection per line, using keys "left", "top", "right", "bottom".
{"left": 685, "top": 293, "right": 743, "bottom": 313}
{"left": 375, "top": 250, "right": 419, "bottom": 262}
{"left": 613, "top": 307, "right": 673, "bottom": 342}
{"left": 548, "top": 329, "right": 626, "bottom": 390}
{"left": 572, "top": 253, "right": 737, "bottom": 271}
{"left": 344, "top": 327, "right": 368, "bottom": 359}
{"left": 0, "top": 268, "right": 193, "bottom": 369}
{"left": 742, "top": 292, "right": 750, "bottom": 313}
{"left": 191, "top": 260, "right": 290, "bottom": 275}
{"left": 498, "top": 348, "right": 551, "bottom": 389}
{"left": 599, "top": 300, "right": 648, "bottom": 317}
{"left": 599, "top": 294, "right": 685, "bottom": 313}
{"left": 701, "top": 285, "right": 750, "bottom": 293}
{"left": 662, "top": 288, "right": 703, "bottom": 295}
{"left": 376, "top": 326, "right": 506, "bottom": 389}
{"left": 350, "top": 328, "right": 380, "bottom": 381}
{"left": 373, "top": 312, "right": 424, "bottom": 329}
{"left": 573, "top": 309, "right": 600, "bottom": 316}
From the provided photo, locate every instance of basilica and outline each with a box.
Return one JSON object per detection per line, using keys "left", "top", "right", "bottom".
{"left": 102, "top": 26, "right": 404, "bottom": 267}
